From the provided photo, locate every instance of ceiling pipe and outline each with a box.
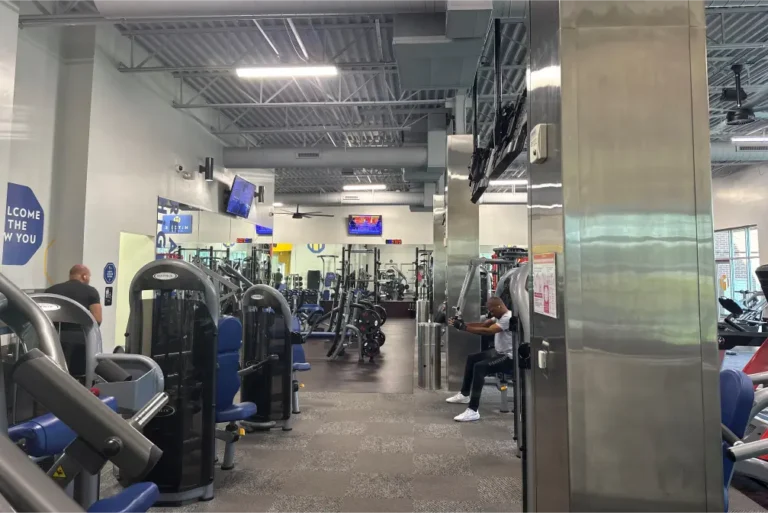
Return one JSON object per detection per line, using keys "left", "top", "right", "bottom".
{"left": 275, "top": 192, "right": 425, "bottom": 207}
{"left": 275, "top": 191, "right": 526, "bottom": 207}
{"left": 225, "top": 146, "right": 428, "bottom": 169}
{"left": 91, "top": 1, "right": 446, "bottom": 19}
{"left": 711, "top": 140, "right": 768, "bottom": 162}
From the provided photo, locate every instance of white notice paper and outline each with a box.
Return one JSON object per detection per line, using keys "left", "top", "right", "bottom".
{"left": 533, "top": 252, "right": 557, "bottom": 318}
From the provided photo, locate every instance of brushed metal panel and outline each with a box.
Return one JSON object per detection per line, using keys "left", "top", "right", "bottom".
{"left": 433, "top": 194, "right": 447, "bottom": 320}
{"left": 528, "top": 0, "right": 721, "bottom": 510}
{"left": 444, "top": 135, "right": 480, "bottom": 390}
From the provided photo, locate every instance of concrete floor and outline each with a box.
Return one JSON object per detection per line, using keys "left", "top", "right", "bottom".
{"left": 96, "top": 319, "right": 767, "bottom": 512}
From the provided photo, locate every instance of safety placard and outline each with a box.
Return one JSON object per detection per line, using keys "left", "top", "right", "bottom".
{"left": 533, "top": 252, "right": 557, "bottom": 318}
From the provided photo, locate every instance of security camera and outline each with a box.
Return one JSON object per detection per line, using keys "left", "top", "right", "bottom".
{"left": 175, "top": 164, "right": 184, "bottom": 173}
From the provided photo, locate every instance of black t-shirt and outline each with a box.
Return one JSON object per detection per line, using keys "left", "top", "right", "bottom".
{"left": 45, "top": 280, "right": 100, "bottom": 310}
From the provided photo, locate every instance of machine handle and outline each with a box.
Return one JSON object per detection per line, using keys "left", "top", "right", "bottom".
{"left": 751, "top": 372, "right": 768, "bottom": 386}
{"left": 727, "top": 439, "right": 768, "bottom": 462}
{"left": 239, "top": 354, "right": 279, "bottom": 376}
{"left": 129, "top": 392, "right": 169, "bottom": 430}
{"left": 722, "top": 423, "right": 741, "bottom": 446}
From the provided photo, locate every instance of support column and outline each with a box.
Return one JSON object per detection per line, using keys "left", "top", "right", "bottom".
{"left": 432, "top": 194, "right": 446, "bottom": 320}
{"left": 48, "top": 27, "right": 96, "bottom": 283}
{"left": 528, "top": 1, "right": 721, "bottom": 510}
{"left": 444, "top": 135, "right": 479, "bottom": 390}
{"left": 453, "top": 93, "right": 468, "bottom": 135}
{"left": 0, "top": 1, "right": 20, "bottom": 266}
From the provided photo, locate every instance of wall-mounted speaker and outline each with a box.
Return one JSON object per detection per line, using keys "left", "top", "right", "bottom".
{"left": 255, "top": 185, "right": 265, "bottom": 203}
{"left": 199, "top": 157, "right": 214, "bottom": 182}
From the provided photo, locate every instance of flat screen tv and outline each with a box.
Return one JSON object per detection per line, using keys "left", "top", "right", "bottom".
{"left": 226, "top": 176, "right": 256, "bottom": 218}
{"left": 348, "top": 215, "right": 383, "bottom": 236}
{"left": 255, "top": 224, "right": 273, "bottom": 236}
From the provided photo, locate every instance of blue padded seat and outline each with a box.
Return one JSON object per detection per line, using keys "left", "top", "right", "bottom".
{"left": 216, "top": 316, "right": 257, "bottom": 424}
{"left": 720, "top": 369, "right": 755, "bottom": 512}
{"left": 293, "top": 344, "right": 311, "bottom": 372}
{"left": 9, "top": 396, "right": 117, "bottom": 458}
{"left": 298, "top": 304, "right": 324, "bottom": 314}
{"left": 87, "top": 482, "right": 159, "bottom": 513}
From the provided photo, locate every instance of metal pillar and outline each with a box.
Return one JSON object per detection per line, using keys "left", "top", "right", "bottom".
{"left": 432, "top": 194, "right": 447, "bottom": 321}
{"left": 453, "top": 93, "right": 468, "bottom": 135}
{"left": 444, "top": 135, "right": 479, "bottom": 390}
{"left": 527, "top": 1, "right": 722, "bottom": 510}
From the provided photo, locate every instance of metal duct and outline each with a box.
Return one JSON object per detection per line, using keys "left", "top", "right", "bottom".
{"left": 224, "top": 146, "right": 428, "bottom": 169}
{"left": 93, "top": 1, "right": 445, "bottom": 17}
{"left": 711, "top": 140, "right": 768, "bottom": 162}
{"left": 275, "top": 192, "right": 425, "bottom": 206}
{"left": 275, "top": 191, "right": 526, "bottom": 207}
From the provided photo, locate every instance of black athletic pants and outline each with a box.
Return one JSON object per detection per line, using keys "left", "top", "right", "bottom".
{"left": 460, "top": 349, "right": 514, "bottom": 411}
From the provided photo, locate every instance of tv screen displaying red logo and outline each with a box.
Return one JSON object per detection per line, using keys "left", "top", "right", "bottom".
{"left": 348, "top": 215, "right": 383, "bottom": 236}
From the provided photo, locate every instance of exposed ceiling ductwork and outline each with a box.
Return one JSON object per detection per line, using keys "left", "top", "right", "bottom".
{"left": 711, "top": 140, "right": 768, "bottom": 162}
{"left": 275, "top": 191, "right": 526, "bottom": 207}
{"left": 92, "top": 1, "right": 446, "bottom": 18}
{"left": 224, "top": 146, "right": 428, "bottom": 169}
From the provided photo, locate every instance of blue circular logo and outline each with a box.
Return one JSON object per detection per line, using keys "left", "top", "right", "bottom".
{"left": 103, "top": 263, "right": 117, "bottom": 285}
{"left": 307, "top": 244, "right": 326, "bottom": 254}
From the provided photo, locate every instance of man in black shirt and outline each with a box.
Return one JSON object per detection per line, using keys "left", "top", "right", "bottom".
{"left": 46, "top": 264, "right": 102, "bottom": 324}
{"left": 46, "top": 265, "right": 102, "bottom": 379}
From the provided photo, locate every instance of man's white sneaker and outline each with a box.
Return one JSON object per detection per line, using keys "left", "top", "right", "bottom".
{"left": 445, "top": 393, "right": 470, "bottom": 404}
{"left": 454, "top": 408, "right": 480, "bottom": 422}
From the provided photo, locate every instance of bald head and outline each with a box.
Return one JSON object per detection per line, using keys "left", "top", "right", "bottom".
{"left": 69, "top": 265, "right": 91, "bottom": 284}
{"left": 486, "top": 296, "right": 508, "bottom": 318}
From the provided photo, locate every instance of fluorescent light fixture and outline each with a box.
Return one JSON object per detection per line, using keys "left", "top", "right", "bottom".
{"left": 236, "top": 65, "right": 338, "bottom": 79}
{"left": 273, "top": 202, "right": 284, "bottom": 207}
{"left": 343, "top": 184, "right": 387, "bottom": 191}
{"left": 489, "top": 179, "right": 528, "bottom": 187}
{"left": 731, "top": 136, "right": 768, "bottom": 143}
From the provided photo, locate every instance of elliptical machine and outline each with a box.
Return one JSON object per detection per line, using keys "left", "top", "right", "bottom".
{"left": 124, "top": 259, "right": 219, "bottom": 505}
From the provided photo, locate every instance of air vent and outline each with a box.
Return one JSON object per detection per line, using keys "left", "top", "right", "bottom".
{"left": 295, "top": 151, "right": 321, "bottom": 159}
{"left": 341, "top": 168, "right": 354, "bottom": 176}
{"left": 736, "top": 145, "right": 768, "bottom": 152}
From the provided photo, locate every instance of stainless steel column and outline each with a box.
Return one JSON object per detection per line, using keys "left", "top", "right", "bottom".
{"left": 445, "top": 135, "right": 480, "bottom": 390}
{"left": 528, "top": 1, "right": 722, "bottom": 510}
{"left": 417, "top": 322, "right": 442, "bottom": 390}
{"left": 432, "top": 194, "right": 447, "bottom": 320}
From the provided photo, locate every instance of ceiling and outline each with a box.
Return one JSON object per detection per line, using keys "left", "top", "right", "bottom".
{"left": 24, "top": 1, "right": 768, "bottom": 190}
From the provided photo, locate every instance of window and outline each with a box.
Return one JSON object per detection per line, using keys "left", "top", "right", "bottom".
{"left": 716, "top": 226, "right": 760, "bottom": 315}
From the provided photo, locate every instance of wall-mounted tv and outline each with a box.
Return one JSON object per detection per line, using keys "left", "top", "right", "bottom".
{"left": 226, "top": 176, "right": 256, "bottom": 218}
{"left": 256, "top": 224, "right": 273, "bottom": 236}
{"left": 348, "top": 215, "right": 383, "bottom": 236}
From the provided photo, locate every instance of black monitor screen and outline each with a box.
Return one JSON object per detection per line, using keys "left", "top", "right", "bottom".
{"left": 226, "top": 176, "right": 256, "bottom": 218}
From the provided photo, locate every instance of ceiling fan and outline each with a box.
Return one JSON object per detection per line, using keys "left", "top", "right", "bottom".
{"left": 272, "top": 205, "right": 334, "bottom": 219}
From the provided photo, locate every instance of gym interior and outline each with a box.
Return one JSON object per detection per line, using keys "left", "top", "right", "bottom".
{"left": 1, "top": 1, "right": 768, "bottom": 512}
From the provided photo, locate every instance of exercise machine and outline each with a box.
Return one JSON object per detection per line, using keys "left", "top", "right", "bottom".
{"left": 240, "top": 284, "right": 309, "bottom": 431}
{"left": 0, "top": 271, "right": 167, "bottom": 513}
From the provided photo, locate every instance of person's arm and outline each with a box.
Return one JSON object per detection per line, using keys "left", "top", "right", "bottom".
{"left": 465, "top": 319, "right": 496, "bottom": 329}
{"left": 88, "top": 287, "right": 102, "bottom": 325}
{"left": 465, "top": 323, "right": 502, "bottom": 336}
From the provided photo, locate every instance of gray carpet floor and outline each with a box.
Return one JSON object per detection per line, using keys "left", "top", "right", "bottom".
{"left": 96, "top": 319, "right": 768, "bottom": 512}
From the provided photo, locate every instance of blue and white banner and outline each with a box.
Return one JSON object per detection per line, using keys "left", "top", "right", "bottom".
{"left": 3, "top": 183, "right": 44, "bottom": 266}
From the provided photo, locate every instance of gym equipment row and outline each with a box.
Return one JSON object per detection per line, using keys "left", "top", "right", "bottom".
{"left": 123, "top": 259, "right": 311, "bottom": 503}
{"left": 302, "top": 245, "right": 388, "bottom": 363}
{"left": 0, "top": 272, "right": 168, "bottom": 513}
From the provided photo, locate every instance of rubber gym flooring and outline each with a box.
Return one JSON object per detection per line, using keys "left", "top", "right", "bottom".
{"left": 97, "top": 319, "right": 767, "bottom": 512}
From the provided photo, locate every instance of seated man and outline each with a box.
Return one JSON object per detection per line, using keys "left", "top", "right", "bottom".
{"left": 446, "top": 297, "right": 514, "bottom": 422}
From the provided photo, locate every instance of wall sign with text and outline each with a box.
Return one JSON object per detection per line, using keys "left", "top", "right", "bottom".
{"left": 3, "top": 183, "right": 44, "bottom": 266}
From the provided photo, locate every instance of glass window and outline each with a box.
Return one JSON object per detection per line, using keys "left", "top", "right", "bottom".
{"left": 715, "top": 225, "right": 761, "bottom": 316}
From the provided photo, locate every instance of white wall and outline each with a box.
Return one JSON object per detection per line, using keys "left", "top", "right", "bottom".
{"left": 82, "top": 27, "right": 228, "bottom": 349}
{"left": 274, "top": 205, "right": 433, "bottom": 245}
{"left": 0, "top": 1, "right": 20, "bottom": 268}
{"left": 479, "top": 204, "right": 528, "bottom": 247}
{"left": 5, "top": 27, "right": 60, "bottom": 288}
{"left": 713, "top": 165, "right": 768, "bottom": 260}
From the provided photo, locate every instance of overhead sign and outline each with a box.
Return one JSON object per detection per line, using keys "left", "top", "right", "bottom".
{"left": 533, "top": 252, "right": 557, "bottom": 319}
{"left": 103, "top": 263, "right": 117, "bottom": 285}
{"left": 307, "top": 243, "right": 325, "bottom": 253}
{"left": 386, "top": 239, "right": 402, "bottom": 245}
{"left": 3, "top": 183, "right": 44, "bottom": 266}
{"left": 236, "top": 238, "right": 253, "bottom": 243}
